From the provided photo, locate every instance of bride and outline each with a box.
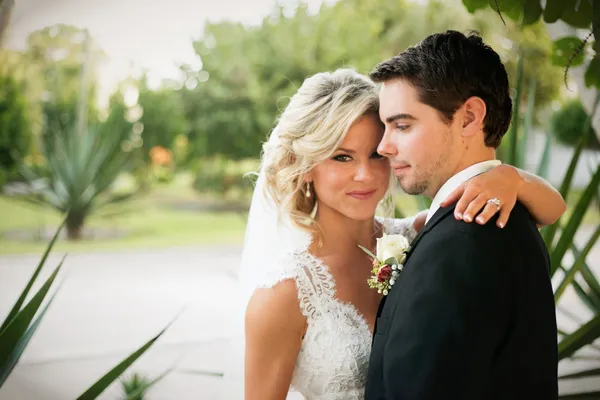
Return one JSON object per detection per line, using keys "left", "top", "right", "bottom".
{"left": 224, "top": 68, "right": 565, "bottom": 400}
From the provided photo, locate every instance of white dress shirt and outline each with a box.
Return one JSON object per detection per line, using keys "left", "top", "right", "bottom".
{"left": 425, "top": 160, "right": 502, "bottom": 224}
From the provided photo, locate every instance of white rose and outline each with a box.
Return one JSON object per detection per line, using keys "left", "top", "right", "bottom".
{"left": 376, "top": 233, "right": 410, "bottom": 263}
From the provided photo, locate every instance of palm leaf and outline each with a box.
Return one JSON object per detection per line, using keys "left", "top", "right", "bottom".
{"left": 559, "top": 368, "right": 600, "bottom": 380}
{"left": 573, "top": 244, "right": 600, "bottom": 313}
{"left": 558, "top": 314, "right": 600, "bottom": 360}
{"left": 0, "top": 220, "right": 65, "bottom": 334}
{"left": 536, "top": 133, "right": 552, "bottom": 179}
{"left": 571, "top": 277, "right": 600, "bottom": 313}
{"left": 75, "top": 312, "right": 181, "bottom": 400}
{"left": 0, "top": 256, "right": 65, "bottom": 367}
{"left": 551, "top": 165, "right": 600, "bottom": 276}
{"left": 555, "top": 224, "right": 600, "bottom": 301}
{"left": 558, "top": 391, "right": 600, "bottom": 399}
{"left": 0, "top": 282, "right": 61, "bottom": 386}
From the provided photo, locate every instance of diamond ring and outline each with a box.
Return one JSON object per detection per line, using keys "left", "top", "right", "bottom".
{"left": 487, "top": 197, "right": 501, "bottom": 211}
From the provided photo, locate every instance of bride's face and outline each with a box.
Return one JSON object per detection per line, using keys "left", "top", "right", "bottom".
{"left": 308, "top": 113, "right": 390, "bottom": 221}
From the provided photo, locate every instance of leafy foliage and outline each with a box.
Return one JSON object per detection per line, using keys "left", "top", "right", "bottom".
{"left": 461, "top": 0, "right": 600, "bottom": 89}
{"left": 550, "top": 99, "right": 600, "bottom": 150}
{"left": 137, "top": 78, "right": 188, "bottom": 163}
{"left": 180, "top": 0, "right": 561, "bottom": 160}
{"left": 0, "top": 72, "right": 31, "bottom": 185}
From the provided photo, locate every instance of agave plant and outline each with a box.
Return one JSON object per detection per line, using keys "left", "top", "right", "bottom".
{"left": 118, "top": 370, "right": 171, "bottom": 400}
{"left": 0, "top": 218, "right": 174, "bottom": 398}
{"left": 20, "top": 119, "right": 135, "bottom": 240}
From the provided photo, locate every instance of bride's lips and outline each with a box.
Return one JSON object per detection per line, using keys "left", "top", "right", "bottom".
{"left": 347, "top": 189, "right": 377, "bottom": 200}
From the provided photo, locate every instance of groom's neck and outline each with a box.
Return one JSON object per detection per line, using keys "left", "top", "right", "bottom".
{"left": 430, "top": 147, "right": 496, "bottom": 199}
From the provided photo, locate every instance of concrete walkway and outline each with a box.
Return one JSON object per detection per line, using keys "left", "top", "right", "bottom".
{"left": 0, "top": 245, "right": 242, "bottom": 400}
{"left": 0, "top": 225, "right": 598, "bottom": 399}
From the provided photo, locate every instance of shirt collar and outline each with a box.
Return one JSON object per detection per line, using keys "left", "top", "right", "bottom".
{"left": 425, "top": 160, "right": 502, "bottom": 224}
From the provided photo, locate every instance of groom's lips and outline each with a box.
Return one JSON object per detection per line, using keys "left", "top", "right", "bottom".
{"left": 391, "top": 163, "right": 410, "bottom": 174}
{"left": 347, "top": 189, "right": 376, "bottom": 200}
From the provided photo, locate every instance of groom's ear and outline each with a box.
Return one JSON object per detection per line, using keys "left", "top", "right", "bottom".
{"left": 460, "top": 96, "right": 486, "bottom": 138}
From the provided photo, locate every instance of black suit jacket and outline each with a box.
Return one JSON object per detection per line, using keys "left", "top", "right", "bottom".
{"left": 364, "top": 203, "right": 558, "bottom": 399}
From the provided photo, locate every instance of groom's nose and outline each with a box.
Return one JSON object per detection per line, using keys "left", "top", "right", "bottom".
{"left": 377, "top": 129, "right": 397, "bottom": 158}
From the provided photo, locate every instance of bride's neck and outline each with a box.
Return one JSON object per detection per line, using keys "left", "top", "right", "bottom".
{"left": 311, "top": 202, "right": 378, "bottom": 256}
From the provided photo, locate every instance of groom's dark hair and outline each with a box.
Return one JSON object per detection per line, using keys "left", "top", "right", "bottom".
{"left": 370, "top": 30, "right": 512, "bottom": 149}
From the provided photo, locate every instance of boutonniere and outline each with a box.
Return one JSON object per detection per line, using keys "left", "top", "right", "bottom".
{"left": 359, "top": 233, "right": 411, "bottom": 296}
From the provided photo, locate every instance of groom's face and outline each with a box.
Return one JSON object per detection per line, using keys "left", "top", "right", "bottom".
{"left": 377, "top": 79, "right": 459, "bottom": 198}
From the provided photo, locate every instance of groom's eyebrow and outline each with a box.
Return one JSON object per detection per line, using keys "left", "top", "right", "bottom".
{"left": 385, "top": 113, "right": 416, "bottom": 123}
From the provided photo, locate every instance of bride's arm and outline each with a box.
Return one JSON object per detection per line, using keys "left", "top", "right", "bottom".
{"left": 245, "top": 280, "right": 306, "bottom": 400}
{"left": 440, "top": 164, "right": 566, "bottom": 228}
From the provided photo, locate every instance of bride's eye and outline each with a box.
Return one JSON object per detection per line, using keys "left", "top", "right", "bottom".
{"left": 333, "top": 154, "right": 352, "bottom": 162}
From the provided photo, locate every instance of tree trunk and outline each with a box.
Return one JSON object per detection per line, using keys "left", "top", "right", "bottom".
{"left": 66, "top": 213, "right": 85, "bottom": 240}
{"left": 0, "top": 0, "right": 15, "bottom": 48}
{"left": 545, "top": 20, "right": 600, "bottom": 145}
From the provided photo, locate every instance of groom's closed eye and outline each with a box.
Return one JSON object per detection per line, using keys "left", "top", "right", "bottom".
{"left": 395, "top": 124, "right": 410, "bottom": 132}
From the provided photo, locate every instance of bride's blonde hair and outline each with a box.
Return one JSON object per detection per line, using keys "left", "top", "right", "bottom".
{"left": 259, "top": 68, "right": 395, "bottom": 239}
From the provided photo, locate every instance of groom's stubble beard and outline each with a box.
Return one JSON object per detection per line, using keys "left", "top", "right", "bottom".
{"left": 397, "top": 127, "right": 454, "bottom": 198}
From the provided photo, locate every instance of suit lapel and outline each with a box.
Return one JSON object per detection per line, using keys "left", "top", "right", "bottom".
{"left": 374, "top": 205, "right": 457, "bottom": 321}
{"left": 406, "top": 204, "right": 457, "bottom": 259}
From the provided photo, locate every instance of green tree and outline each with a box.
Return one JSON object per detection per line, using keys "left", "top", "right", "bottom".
{"left": 137, "top": 78, "right": 188, "bottom": 162}
{"left": 462, "top": 0, "right": 600, "bottom": 89}
{"left": 550, "top": 99, "right": 600, "bottom": 150}
{"left": 0, "top": 71, "right": 30, "bottom": 185}
{"left": 0, "top": 48, "right": 45, "bottom": 166}
{"left": 101, "top": 88, "right": 136, "bottom": 151}
{"left": 24, "top": 25, "right": 104, "bottom": 146}
{"left": 181, "top": 0, "right": 562, "bottom": 160}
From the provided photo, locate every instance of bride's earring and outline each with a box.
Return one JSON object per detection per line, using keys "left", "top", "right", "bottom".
{"left": 306, "top": 183, "right": 311, "bottom": 198}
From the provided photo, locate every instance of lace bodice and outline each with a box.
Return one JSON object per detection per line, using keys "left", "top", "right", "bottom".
{"left": 261, "top": 217, "right": 418, "bottom": 400}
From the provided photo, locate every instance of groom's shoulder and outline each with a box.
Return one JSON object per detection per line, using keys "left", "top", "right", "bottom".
{"left": 430, "top": 201, "right": 538, "bottom": 249}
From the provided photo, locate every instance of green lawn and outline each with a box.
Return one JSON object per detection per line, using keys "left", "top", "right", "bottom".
{"left": 0, "top": 184, "right": 248, "bottom": 255}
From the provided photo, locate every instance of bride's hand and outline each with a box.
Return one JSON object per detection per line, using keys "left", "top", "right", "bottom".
{"left": 413, "top": 210, "right": 428, "bottom": 233}
{"left": 440, "top": 164, "right": 524, "bottom": 229}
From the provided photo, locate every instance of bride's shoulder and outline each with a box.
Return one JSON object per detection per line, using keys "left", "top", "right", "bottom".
{"left": 254, "top": 248, "right": 310, "bottom": 290}
{"left": 246, "top": 278, "right": 306, "bottom": 337}
{"left": 247, "top": 249, "right": 311, "bottom": 326}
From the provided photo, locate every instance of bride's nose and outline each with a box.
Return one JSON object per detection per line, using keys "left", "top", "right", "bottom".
{"left": 353, "top": 161, "right": 375, "bottom": 182}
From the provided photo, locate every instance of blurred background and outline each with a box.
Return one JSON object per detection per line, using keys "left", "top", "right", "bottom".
{"left": 0, "top": 0, "right": 598, "bottom": 399}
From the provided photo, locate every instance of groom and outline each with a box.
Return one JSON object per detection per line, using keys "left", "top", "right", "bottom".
{"left": 365, "top": 31, "right": 558, "bottom": 399}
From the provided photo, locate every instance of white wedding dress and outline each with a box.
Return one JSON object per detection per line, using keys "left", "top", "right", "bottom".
{"left": 256, "top": 217, "right": 418, "bottom": 400}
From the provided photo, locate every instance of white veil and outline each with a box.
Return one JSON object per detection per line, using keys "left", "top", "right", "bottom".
{"left": 221, "top": 128, "right": 311, "bottom": 399}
